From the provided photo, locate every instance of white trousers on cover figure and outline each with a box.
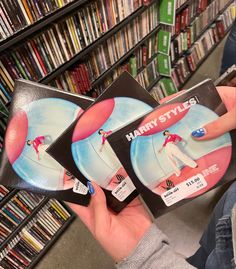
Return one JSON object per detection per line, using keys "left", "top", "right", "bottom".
{"left": 165, "top": 142, "right": 197, "bottom": 176}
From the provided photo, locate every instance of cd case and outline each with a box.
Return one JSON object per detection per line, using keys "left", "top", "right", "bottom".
{"left": 108, "top": 79, "right": 236, "bottom": 217}
{"left": 214, "top": 64, "right": 236, "bottom": 86}
{"left": 0, "top": 79, "right": 93, "bottom": 205}
{"left": 47, "top": 72, "right": 159, "bottom": 213}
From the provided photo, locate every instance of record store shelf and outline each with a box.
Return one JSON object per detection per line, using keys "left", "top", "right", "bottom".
{"left": 0, "top": 193, "right": 75, "bottom": 269}
{"left": 26, "top": 204, "right": 75, "bottom": 269}
{"left": 171, "top": 0, "right": 234, "bottom": 66}
{"left": 178, "top": 25, "right": 233, "bottom": 90}
{"left": 39, "top": 1, "right": 156, "bottom": 85}
{"left": 0, "top": 0, "right": 89, "bottom": 53}
{"left": 137, "top": 52, "right": 159, "bottom": 75}
{"left": 0, "top": 197, "right": 49, "bottom": 250}
{"left": 91, "top": 25, "right": 161, "bottom": 88}
{"left": 176, "top": 0, "right": 193, "bottom": 15}
{"left": 147, "top": 75, "right": 162, "bottom": 92}
{"left": 0, "top": 189, "right": 18, "bottom": 208}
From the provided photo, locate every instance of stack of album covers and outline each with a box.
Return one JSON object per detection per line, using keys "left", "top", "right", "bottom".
{"left": 0, "top": 199, "right": 72, "bottom": 268}
{"left": 0, "top": 72, "right": 235, "bottom": 218}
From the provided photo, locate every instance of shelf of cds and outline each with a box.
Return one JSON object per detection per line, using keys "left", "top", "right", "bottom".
{"left": 0, "top": 0, "right": 92, "bottom": 52}
{"left": 86, "top": 29, "right": 160, "bottom": 96}
{"left": 53, "top": 22, "right": 161, "bottom": 97}
{"left": 0, "top": 0, "right": 235, "bottom": 106}
{"left": 40, "top": 1, "right": 156, "bottom": 84}
{"left": 150, "top": 0, "right": 235, "bottom": 102}
{"left": 0, "top": 185, "right": 75, "bottom": 269}
{"left": 170, "top": 0, "right": 234, "bottom": 65}
{"left": 0, "top": 0, "right": 158, "bottom": 103}
{"left": 172, "top": 1, "right": 235, "bottom": 90}
{"left": 175, "top": 0, "right": 193, "bottom": 14}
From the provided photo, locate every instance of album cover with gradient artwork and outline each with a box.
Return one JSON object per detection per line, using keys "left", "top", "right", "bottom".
{"left": 47, "top": 72, "right": 159, "bottom": 212}
{"left": 108, "top": 79, "right": 236, "bottom": 217}
{"left": 0, "top": 79, "right": 93, "bottom": 205}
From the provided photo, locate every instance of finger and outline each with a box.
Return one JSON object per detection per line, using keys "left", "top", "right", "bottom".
{"left": 67, "top": 202, "right": 93, "bottom": 230}
{"left": 216, "top": 86, "right": 236, "bottom": 111}
{"left": 89, "top": 182, "right": 111, "bottom": 238}
{"left": 159, "top": 90, "right": 185, "bottom": 104}
{"left": 191, "top": 106, "right": 236, "bottom": 140}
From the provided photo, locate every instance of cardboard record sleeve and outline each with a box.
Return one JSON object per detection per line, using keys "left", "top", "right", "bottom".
{"left": 108, "top": 79, "right": 236, "bottom": 217}
{"left": 0, "top": 79, "right": 93, "bottom": 205}
{"left": 47, "top": 72, "right": 159, "bottom": 213}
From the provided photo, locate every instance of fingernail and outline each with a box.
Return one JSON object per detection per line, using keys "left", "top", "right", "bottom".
{"left": 87, "top": 181, "right": 95, "bottom": 195}
{"left": 191, "top": 128, "right": 206, "bottom": 138}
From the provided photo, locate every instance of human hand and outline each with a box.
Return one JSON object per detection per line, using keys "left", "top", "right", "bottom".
{"left": 68, "top": 182, "right": 152, "bottom": 262}
{"left": 191, "top": 86, "right": 236, "bottom": 140}
{"left": 160, "top": 86, "right": 236, "bottom": 140}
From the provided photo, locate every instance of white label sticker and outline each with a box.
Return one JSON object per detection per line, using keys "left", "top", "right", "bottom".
{"left": 161, "top": 174, "right": 207, "bottom": 207}
{"left": 112, "top": 177, "right": 136, "bottom": 202}
{"left": 73, "top": 179, "right": 88, "bottom": 195}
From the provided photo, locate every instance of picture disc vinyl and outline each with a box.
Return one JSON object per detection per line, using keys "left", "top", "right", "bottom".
{"left": 6, "top": 98, "right": 83, "bottom": 191}
{"left": 71, "top": 97, "right": 152, "bottom": 190}
{"left": 130, "top": 103, "right": 232, "bottom": 199}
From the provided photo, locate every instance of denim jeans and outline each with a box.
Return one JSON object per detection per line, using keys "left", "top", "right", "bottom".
{"left": 187, "top": 181, "right": 236, "bottom": 269}
{"left": 220, "top": 20, "right": 236, "bottom": 75}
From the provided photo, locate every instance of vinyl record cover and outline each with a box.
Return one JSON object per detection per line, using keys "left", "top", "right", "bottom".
{"left": 47, "top": 72, "right": 159, "bottom": 213}
{"left": 0, "top": 79, "right": 93, "bottom": 205}
{"left": 108, "top": 79, "right": 236, "bottom": 217}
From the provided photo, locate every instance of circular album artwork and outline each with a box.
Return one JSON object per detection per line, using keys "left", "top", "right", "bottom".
{"left": 71, "top": 97, "right": 152, "bottom": 190}
{"left": 130, "top": 103, "right": 232, "bottom": 199}
{"left": 5, "top": 98, "right": 83, "bottom": 191}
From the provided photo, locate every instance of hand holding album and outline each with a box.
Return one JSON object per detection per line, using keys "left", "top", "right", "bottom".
{"left": 107, "top": 80, "right": 235, "bottom": 216}
{"left": 70, "top": 85, "right": 236, "bottom": 261}
{"left": 191, "top": 86, "right": 236, "bottom": 140}
{"left": 160, "top": 86, "right": 236, "bottom": 140}
{"left": 69, "top": 182, "right": 152, "bottom": 263}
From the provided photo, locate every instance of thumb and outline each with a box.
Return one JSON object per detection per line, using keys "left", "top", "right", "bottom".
{"left": 159, "top": 91, "right": 185, "bottom": 104}
{"left": 191, "top": 106, "right": 236, "bottom": 140}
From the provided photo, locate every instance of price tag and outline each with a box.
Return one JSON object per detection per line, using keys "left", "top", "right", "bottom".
{"left": 73, "top": 179, "right": 88, "bottom": 195}
{"left": 161, "top": 174, "right": 207, "bottom": 206}
{"left": 112, "top": 177, "right": 136, "bottom": 202}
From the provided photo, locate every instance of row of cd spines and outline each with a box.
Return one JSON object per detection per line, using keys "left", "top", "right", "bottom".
{"left": 50, "top": 30, "right": 159, "bottom": 97}
{"left": 171, "top": 4, "right": 235, "bottom": 90}
{"left": 0, "top": 2, "right": 158, "bottom": 105}
{"left": 169, "top": 0, "right": 234, "bottom": 64}
{"left": 0, "top": 185, "right": 10, "bottom": 202}
{"left": 0, "top": 199, "right": 72, "bottom": 269}
{"left": 0, "top": 0, "right": 76, "bottom": 41}
{"left": 0, "top": 188, "right": 45, "bottom": 244}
